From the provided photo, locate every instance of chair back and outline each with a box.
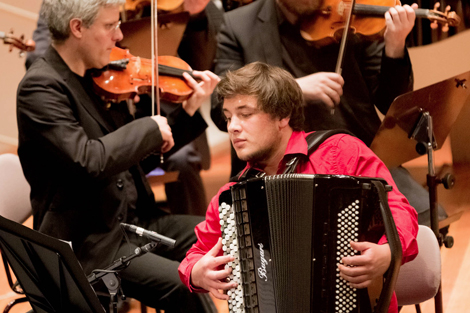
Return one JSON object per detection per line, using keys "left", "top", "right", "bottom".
{"left": 395, "top": 225, "right": 441, "bottom": 306}
{"left": 0, "top": 153, "right": 31, "bottom": 223}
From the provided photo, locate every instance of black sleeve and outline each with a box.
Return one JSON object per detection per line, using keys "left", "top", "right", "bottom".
{"left": 25, "top": 1, "right": 50, "bottom": 69}
{"left": 374, "top": 49, "right": 414, "bottom": 114}
{"left": 358, "top": 39, "right": 413, "bottom": 115}
{"left": 210, "top": 13, "right": 246, "bottom": 132}
{"left": 177, "top": 1, "right": 224, "bottom": 71}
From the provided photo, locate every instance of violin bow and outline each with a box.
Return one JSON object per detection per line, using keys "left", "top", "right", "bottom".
{"left": 151, "top": 0, "right": 165, "bottom": 163}
{"left": 151, "top": 0, "right": 161, "bottom": 116}
{"left": 332, "top": 0, "right": 356, "bottom": 115}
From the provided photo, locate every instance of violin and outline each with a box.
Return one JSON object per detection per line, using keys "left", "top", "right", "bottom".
{"left": 1, "top": 30, "right": 35, "bottom": 54}
{"left": 124, "top": 0, "right": 184, "bottom": 14}
{"left": 300, "top": 0, "right": 461, "bottom": 46}
{"left": 92, "top": 47, "right": 197, "bottom": 103}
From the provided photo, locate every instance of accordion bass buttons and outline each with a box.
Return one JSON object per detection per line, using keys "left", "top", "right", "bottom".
{"left": 244, "top": 224, "right": 250, "bottom": 235}
{"left": 245, "top": 235, "right": 252, "bottom": 247}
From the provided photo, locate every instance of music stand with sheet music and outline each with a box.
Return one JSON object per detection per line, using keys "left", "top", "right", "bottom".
{"left": 0, "top": 215, "right": 106, "bottom": 313}
{"left": 371, "top": 70, "right": 470, "bottom": 313}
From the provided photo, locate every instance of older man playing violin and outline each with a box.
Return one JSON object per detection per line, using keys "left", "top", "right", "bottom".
{"left": 16, "top": 0, "right": 219, "bottom": 311}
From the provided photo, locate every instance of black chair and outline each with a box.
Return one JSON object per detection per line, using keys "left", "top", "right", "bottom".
{"left": 0, "top": 153, "right": 32, "bottom": 312}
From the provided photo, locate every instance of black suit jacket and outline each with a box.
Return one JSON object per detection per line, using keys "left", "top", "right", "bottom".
{"left": 211, "top": 0, "right": 414, "bottom": 147}
{"left": 17, "top": 46, "right": 207, "bottom": 274}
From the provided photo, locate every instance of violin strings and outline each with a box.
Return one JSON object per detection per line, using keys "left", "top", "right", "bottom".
{"left": 130, "top": 57, "right": 193, "bottom": 78}
{"left": 354, "top": 4, "right": 429, "bottom": 19}
{"left": 158, "top": 64, "right": 193, "bottom": 78}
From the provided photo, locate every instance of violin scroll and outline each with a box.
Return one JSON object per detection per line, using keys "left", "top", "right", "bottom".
{"left": 0, "top": 30, "right": 35, "bottom": 55}
{"left": 124, "top": 0, "right": 184, "bottom": 15}
{"left": 429, "top": 2, "right": 460, "bottom": 32}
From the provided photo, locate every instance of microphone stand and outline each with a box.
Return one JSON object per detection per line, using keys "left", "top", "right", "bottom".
{"left": 87, "top": 242, "right": 158, "bottom": 313}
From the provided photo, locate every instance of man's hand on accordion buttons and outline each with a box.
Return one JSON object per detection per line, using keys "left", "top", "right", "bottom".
{"left": 337, "top": 241, "right": 391, "bottom": 289}
{"left": 190, "top": 238, "right": 238, "bottom": 300}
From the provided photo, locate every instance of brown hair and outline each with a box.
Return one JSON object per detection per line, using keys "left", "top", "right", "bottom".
{"left": 216, "top": 62, "right": 304, "bottom": 131}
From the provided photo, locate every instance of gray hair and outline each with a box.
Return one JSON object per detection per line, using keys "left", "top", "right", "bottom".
{"left": 41, "top": 0, "right": 125, "bottom": 43}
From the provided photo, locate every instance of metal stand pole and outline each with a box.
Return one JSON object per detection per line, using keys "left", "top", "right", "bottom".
{"left": 412, "top": 111, "right": 447, "bottom": 313}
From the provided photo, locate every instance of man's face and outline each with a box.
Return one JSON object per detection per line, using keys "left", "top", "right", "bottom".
{"left": 223, "top": 95, "right": 284, "bottom": 163}
{"left": 277, "top": 0, "right": 322, "bottom": 17}
{"left": 80, "top": 5, "right": 123, "bottom": 70}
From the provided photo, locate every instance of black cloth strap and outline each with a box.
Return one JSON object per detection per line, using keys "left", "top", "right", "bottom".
{"left": 283, "top": 129, "right": 354, "bottom": 174}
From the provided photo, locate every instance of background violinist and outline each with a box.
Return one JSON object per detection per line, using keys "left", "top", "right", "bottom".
{"left": 210, "top": 0, "right": 448, "bottom": 226}
{"left": 16, "top": 0, "right": 219, "bottom": 311}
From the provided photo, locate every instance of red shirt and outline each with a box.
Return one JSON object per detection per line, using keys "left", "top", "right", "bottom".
{"left": 178, "top": 131, "right": 418, "bottom": 312}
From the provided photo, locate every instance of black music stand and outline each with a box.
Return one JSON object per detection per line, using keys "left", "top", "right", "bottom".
{"left": 0, "top": 215, "right": 106, "bottom": 313}
{"left": 371, "top": 70, "right": 470, "bottom": 313}
{"left": 371, "top": 71, "right": 470, "bottom": 170}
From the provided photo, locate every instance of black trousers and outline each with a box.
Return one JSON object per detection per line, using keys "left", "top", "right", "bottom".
{"left": 114, "top": 214, "right": 216, "bottom": 312}
{"left": 161, "top": 141, "right": 208, "bottom": 216}
{"left": 390, "top": 166, "right": 448, "bottom": 226}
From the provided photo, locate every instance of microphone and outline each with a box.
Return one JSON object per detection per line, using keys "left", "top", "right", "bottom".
{"left": 120, "top": 223, "right": 176, "bottom": 248}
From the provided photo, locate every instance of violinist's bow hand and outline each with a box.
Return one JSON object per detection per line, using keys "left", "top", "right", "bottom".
{"left": 151, "top": 115, "right": 174, "bottom": 153}
{"left": 296, "top": 72, "right": 344, "bottom": 112}
{"left": 182, "top": 70, "right": 220, "bottom": 116}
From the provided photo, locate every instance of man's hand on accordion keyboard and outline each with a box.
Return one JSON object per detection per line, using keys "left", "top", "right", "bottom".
{"left": 190, "top": 238, "right": 238, "bottom": 300}
{"left": 337, "top": 241, "right": 391, "bottom": 289}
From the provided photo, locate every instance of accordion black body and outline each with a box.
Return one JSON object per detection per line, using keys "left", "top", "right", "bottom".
{"left": 218, "top": 174, "right": 402, "bottom": 313}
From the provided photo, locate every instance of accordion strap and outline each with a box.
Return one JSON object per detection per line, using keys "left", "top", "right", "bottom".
{"left": 283, "top": 129, "right": 355, "bottom": 174}
{"left": 371, "top": 180, "right": 403, "bottom": 313}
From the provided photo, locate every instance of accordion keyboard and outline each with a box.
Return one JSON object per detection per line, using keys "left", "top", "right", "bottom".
{"left": 335, "top": 199, "right": 361, "bottom": 312}
{"left": 219, "top": 201, "right": 246, "bottom": 313}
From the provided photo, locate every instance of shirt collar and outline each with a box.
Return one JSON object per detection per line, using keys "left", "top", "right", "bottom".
{"left": 239, "top": 131, "right": 308, "bottom": 178}
{"left": 284, "top": 130, "right": 309, "bottom": 157}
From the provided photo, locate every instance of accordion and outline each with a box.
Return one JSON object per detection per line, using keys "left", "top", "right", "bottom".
{"left": 218, "top": 174, "right": 402, "bottom": 313}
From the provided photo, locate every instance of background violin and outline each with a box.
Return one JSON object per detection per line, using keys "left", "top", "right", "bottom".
{"left": 92, "top": 47, "right": 197, "bottom": 103}
{"left": 122, "top": 0, "right": 185, "bottom": 20}
{"left": 1, "top": 30, "right": 35, "bottom": 54}
{"left": 300, "top": 0, "right": 461, "bottom": 46}
{"left": 125, "top": 0, "right": 184, "bottom": 12}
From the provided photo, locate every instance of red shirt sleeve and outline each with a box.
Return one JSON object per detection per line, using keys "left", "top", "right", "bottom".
{"left": 178, "top": 183, "right": 234, "bottom": 291}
